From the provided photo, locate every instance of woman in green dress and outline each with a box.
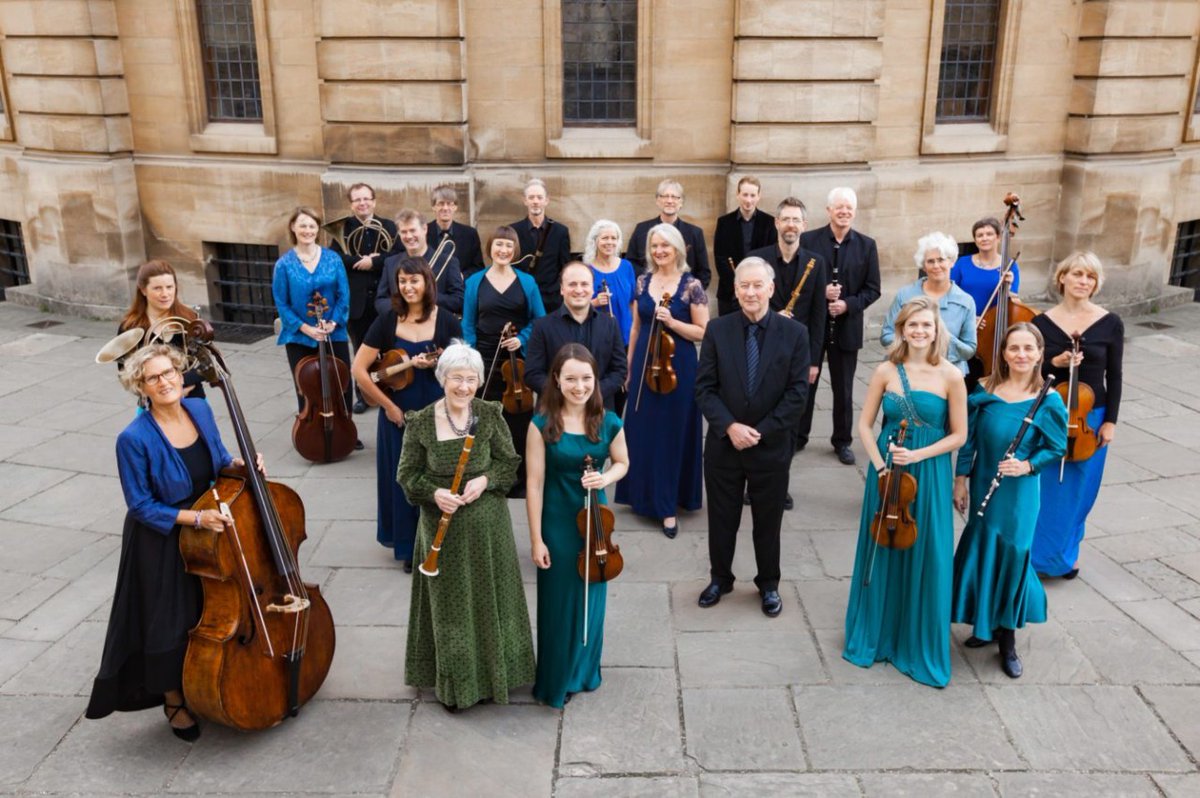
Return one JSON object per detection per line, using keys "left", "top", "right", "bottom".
{"left": 526, "top": 344, "right": 628, "bottom": 708}
{"left": 398, "top": 342, "right": 535, "bottom": 711}
{"left": 844, "top": 296, "right": 968, "bottom": 688}
{"left": 952, "top": 322, "right": 1066, "bottom": 679}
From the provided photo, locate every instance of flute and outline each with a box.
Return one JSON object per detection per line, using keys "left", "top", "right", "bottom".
{"left": 976, "top": 375, "right": 1056, "bottom": 517}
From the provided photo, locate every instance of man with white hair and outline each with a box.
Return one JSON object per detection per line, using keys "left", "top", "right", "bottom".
{"left": 799, "top": 187, "right": 881, "bottom": 466}
{"left": 510, "top": 178, "right": 572, "bottom": 312}
{"left": 626, "top": 179, "right": 711, "bottom": 288}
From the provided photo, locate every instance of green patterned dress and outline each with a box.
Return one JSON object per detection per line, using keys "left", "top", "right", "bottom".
{"left": 398, "top": 398, "right": 535, "bottom": 708}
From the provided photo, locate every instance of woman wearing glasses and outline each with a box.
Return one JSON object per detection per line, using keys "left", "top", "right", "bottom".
{"left": 880, "top": 232, "right": 978, "bottom": 375}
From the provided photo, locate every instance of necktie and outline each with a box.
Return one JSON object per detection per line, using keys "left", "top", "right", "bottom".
{"left": 746, "top": 322, "right": 760, "bottom": 394}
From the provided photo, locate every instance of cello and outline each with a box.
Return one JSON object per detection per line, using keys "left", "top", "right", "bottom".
{"left": 180, "top": 320, "right": 335, "bottom": 731}
{"left": 1057, "top": 332, "right": 1098, "bottom": 474}
{"left": 977, "top": 193, "right": 1037, "bottom": 377}
{"left": 291, "top": 292, "right": 357, "bottom": 463}
{"left": 576, "top": 455, "right": 621, "bottom": 646}
{"left": 862, "top": 419, "right": 918, "bottom": 586}
{"left": 634, "top": 292, "right": 677, "bottom": 411}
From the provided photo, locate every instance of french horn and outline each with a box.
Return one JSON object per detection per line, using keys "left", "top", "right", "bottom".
{"left": 322, "top": 215, "right": 395, "bottom": 258}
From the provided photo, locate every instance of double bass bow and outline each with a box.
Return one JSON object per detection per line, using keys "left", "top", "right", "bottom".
{"left": 976, "top": 193, "right": 1037, "bottom": 377}
{"left": 418, "top": 418, "right": 479, "bottom": 577}
{"left": 634, "top": 292, "right": 677, "bottom": 411}
{"left": 180, "top": 320, "right": 335, "bottom": 731}
{"left": 577, "top": 455, "right": 622, "bottom": 646}
{"left": 1057, "top": 332, "right": 1097, "bottom": 477}
{"left": 291, "top": 292, "right": 357, "bottom": 463}
{"left": 863, "top": 419, "right": 918, "bottom": 586}
{"left": 977, "top": 375, "right": 1057, "bottom": 517}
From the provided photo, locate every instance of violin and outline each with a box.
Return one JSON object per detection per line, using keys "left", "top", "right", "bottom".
{"left": 977, "top": 193, "right": 1038, "bottom": 377}
{"left": 291, "top": 292, "right": 357, "bottom": 463}
{"left": 634, "top": 292, "right": 678, "bottom": 412}
{"left": 499, "top": 322, "right": 535, "bottom": 414}
{"left": 367, "top": 344, "right": 442, "bottom": 394}
{"left": 870, "top": 419, "right": 918, "bottom": 550}
{"left": 180, "top": 320, "right": 335, "bottom": 731}
{"left": 1057, "top": 332, "right": 1097, "bottom": 467}
{"left": 576, "top": 455, "right": 622, "bottom": 647}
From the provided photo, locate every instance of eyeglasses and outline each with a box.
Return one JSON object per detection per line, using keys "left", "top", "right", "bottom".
{"left": 657, "top": 194, "right": 682, "bottom": 201}
{"left": 445, "top": 375, "right": 479, "bottom": 387}
{"left": 924, "top": 257, "right": 949, "bottom": 265}
{"left": 143, "top": 367, "right": 179, "bottom": 386}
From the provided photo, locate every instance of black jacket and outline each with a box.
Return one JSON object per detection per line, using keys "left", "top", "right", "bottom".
{"left": 695, "top": 310, "right": 810, "bottom": 469}
{"left": 524, "top": 305, "right": 628, "bottom": 410}
{"left": 747, "top": 244, "right": 828, "bottom": 368}
{"left": 375, "top": 247, "right": 464, "bottom": 316}
{"left": 799, "top": 225, "right": 881, "bottom": 351}
{"left": 626, "top": 217, "right": 711, "bottom": 289}
{"left": 712, "top": 209, "right": 776, "bottom": 302}
{"left": 330, "top": 216, "right": 398, "bottom": 320}
{"left": 510, "top": 217, "right": 572, "bottom": 313}
{"left": 427, "top": 220, "right": 486, "bottom": 280}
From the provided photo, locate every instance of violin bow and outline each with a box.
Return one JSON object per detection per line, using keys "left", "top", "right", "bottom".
{"left": 481, "top": 323, "right": 513, "bottom": 398}
{"left": 633, "top": 294, "right": 665, "bottom": 413}
{"left": 1060, "top": 334, "right": 1081, "bottom": 483}
{"left": 862, "top": 430, "right": 896, "bottom": 588}
{"left": 583, "top": 471, "right": 592, "bottom": 647}
{"left": 974, "top": 250, "right": 1021, "bottom": 328}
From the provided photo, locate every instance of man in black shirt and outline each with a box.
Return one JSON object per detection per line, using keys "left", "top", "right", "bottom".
{"left": 510, "top": 178, "right": 572, "bottom": 313}
{"left": 713, "top": 176, "right": 776, "bottom": 316}
{"left": 799, "top": 187, "right": 881, "bottom": 465}
{"left": 426, "top": 185, "right": 486, "bottom": 279}
{"left": 626, "top": 179, "right": 711, "bottom": 288}
{"left": 525, "top": 262, "right": 627, "bottom": 410}
{"left": 375, "top": 209, "right": 464, "bottom": 316}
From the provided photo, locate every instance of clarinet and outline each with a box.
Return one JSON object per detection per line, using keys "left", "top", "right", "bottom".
{"left": 976, "top": 375, "right": 1056, "bottom": 517}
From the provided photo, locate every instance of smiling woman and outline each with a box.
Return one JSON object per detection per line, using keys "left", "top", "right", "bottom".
{"left": 117, "top": 260, "right": 204, "bottom": 402}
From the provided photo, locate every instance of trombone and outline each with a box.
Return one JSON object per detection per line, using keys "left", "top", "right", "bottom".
{"left": 322, "top": 215, "right": 395, "bottom": 259}
{"left": 429, "top": 236, "right": 457, "bottom": 282}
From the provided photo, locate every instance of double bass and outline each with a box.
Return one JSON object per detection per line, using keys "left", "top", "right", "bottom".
{"left": 634, "top": 292, "right": 677, "bottom": 411}
{"left": 180, "top": 320, "right": 335, "bottom": 731}
{"left": 291, "top": 292, "right": 357, "bottom": 463}
{"left": 977, "top": 193, "right": 1037, "bottom": 377}
{"left": 1057, "top": 332, "right": 1097, "bottom": 472}
{"left": 576, "top": 455, "right": 621, "bottom": 646}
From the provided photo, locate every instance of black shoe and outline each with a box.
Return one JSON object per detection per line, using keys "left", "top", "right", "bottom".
{"left": 743, "top": 492, "right": 751, "bottom": 506}
{"left": 783, "top": 493, "right": 794, "bottom": 511}
{"left": 761, "top": 589, "right": 783, "bottom": 617}
{"left": 353, "top": 399, "right": 369, "bottom": 415}
{"left": 794, "top": 439, "right": 808, "bottom": 453}
{"left": 964, "top": 635, "right": 997, "bottom": 648}
{"left": 164, "top": 703, "right": 200, "bottom": 742}
{"left": 698, "top": 582, "right": 731, "bottom": 608}
{"left": 835, "top": 445, "right": 856, "bottom": 465}
{"left": 354, "top": 439, "right": 365, "bottom": 451}
{"left": 1001, "top": 650, "right": 1023, "bottom": 678}
{"left": 402, "top": 560, "right": 413, "bottom": 574}
{"left": 1063, "top": 568, "right": 1079, "bottom": 580}
{"left": 441, "top": 702, "right": 460, "bottom": 714}
{"left": 662, "top": 522, "right": 678, "bottom": 539}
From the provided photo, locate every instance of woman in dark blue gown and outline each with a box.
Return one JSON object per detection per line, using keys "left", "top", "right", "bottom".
{"left": 352, "top": 256, "right": 461, "bottom": 572}
{"left": 615, "top": 223, "right": 709, "bottom": 537}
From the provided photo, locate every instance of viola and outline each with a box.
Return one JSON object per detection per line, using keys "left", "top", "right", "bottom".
{"left": 180, "top": 320, "right": 335, "bottom": 731}
{"left": 1057, "top": 332, "right": 1098, "bottom": 466}
{"left": 498, "top": 322, "right": 535, "bottom": 414}
{"left": 870, "top": 419, "right": 918, "bottom": 551}
{"left": 977, "top": 193, "right": 1038, "bottom": 377}
{"left": 632, "top": 291, "right": 678, "bottom": 414}
{"left": 576, "top": 455, "right": 622, "bottom": 647}
{"left": 291, "top": 292, "right": 357, "bottom": 463}
{"left": 367, "top": 344, "right": 442, "bottom": 394}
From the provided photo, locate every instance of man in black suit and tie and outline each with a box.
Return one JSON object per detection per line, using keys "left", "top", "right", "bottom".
{"left": 799, "top": 187, "right": 881, "bottom": 466}
{"left": 375, "top": 209, "right": 464, "bottom": 316}
{"left": 626, "top": 179, "right": 711, "bottom": 288}
{"left": 712, "top": 176, "right": 776, "bottom": 316}
{"left": 695, "top": 256, "right": 810, "bottom": 617}
{"left": 427, "top": 185, "right": 486, "bottom": 280}
{"left": 510, "top": 178, "right": 572, "bottom": 313}
{"left": 330, "top": 182, "right": 398, "bottom": 414}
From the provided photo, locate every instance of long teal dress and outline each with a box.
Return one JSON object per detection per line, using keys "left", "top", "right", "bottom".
{"left": 844, "top": 376, "right": 955, "bottom": 688}
{"left": 952, "top": 389, "right": 1067, "bottom": 639}
{"left": 532, "top": 411, "right": 623, "bottom": 708}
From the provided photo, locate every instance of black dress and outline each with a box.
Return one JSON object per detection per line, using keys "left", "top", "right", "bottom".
{"left": 85, "top": 438, "right": 211, "bottom": 718}
{"left": 477, "top": 277, "right": 534, "bottom": 497}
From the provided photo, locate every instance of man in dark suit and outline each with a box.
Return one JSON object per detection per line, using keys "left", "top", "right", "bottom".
{"left": 712, "top": 176, "right": 776, "bottom": 316}
{"left": 626, "top": 179, "right": 711, "bottom": 288}
{"left": 375, "top": 209, "right": 464, "bottom": 316}
{"left": 330, "top": 182, "right": 398, "bottom": 413}
{"left": 695, "top": 256, "right": 810, "bottom": 617}
{"left": 799, "top": 187, "right": 881, "bottom": 466}
{"left": 748, "top": 197, "right": 827, "bottom": 464}
{"left": 427, "top": 184, "right": 486, "bottom": 279}
{"left": 525, "top": 262, "right": 627, "bottom": 410}
{"left": 510, "top": 178, "right": 571, "bottom": 313}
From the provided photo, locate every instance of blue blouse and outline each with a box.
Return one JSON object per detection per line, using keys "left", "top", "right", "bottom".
{"left": 116, "top": 398, "right": 234, "bottom": 535}
{"left": 462, "top": 268, "right": 546, "bottom": 351}
{"left": 951, "top": 255, "right": 1020, "bottom": 317}
{"left": 589, "top": 259, "right": 637, "bottom": 345}
{"left": 273, "top": 247, "right": 350, "bottom": 347}
{"left": 880, "top": 278, "right": 978, "bottom": 373}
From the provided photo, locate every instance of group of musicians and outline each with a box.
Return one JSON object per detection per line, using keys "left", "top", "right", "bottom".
{"left": 86, "top": 177, "right": 1124, "bottom": 737}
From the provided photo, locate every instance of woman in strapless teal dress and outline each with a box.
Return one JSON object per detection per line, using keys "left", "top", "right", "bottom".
{"left": 952, "top": 322, "right": 1066, "bottom": 679}
{"left": 526, "top": 343, "right": 629, "bottom": 708}
{"left": 844, "top": 296, "right": 968, "bottom": 688}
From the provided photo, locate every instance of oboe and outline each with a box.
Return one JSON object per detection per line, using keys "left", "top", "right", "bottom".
{"left": 976, "top": 375, "right": 1056, "bottom": 517}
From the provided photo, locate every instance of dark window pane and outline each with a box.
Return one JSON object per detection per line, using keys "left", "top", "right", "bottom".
{"left": 563, "top": 0, "right": 637, "bottom": 126}
{"left": 210, "top": 241, "right": 278, "bottom": 325}
{"left": 0, "top": 218, "right": 30, "bottom": 300}
{"left": 1170, "top": 219, "right": 1200, "bottom": 302}
{"left": 197, "top": 0, "right": 262, "bottom": 122}
{"left": 936, "top": 0, "right": 999, "bottom": 123}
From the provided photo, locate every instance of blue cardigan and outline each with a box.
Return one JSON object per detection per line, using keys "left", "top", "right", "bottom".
{"left": 880, "top": 278, "right": 978, "bottom": 373}
{"left": 461, "top": 268, "right": 546, "bottom": 351}
{"left": 116, "top": 398, "right": 234, "bottom": 535}
{"left": 273, "top": 247, "right": 351, "bottom": 347}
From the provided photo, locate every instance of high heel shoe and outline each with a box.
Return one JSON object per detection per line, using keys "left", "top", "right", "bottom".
{"left": 163, "top": 702, "right": 201, "bottom": 742}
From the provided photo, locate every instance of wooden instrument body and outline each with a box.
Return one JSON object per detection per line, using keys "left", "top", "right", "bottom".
{"left": 500, "top": 337, "right": 535, "bottom": 414}
{"left": 576, "top": 476, "right": 623, "bottom": 584}
{"left": 291, "top": 342, "right": 357, "bottom": 463}
{"left": 368, "top": 348, "right": 416, "bottom": 392}
{"left": 782, "top": 258, "right": 816, "bottom": 317}
{"left": 645, "top": 292, "right": 678, "bottom": 395}
{"left": 1057, "top": 335, "right": 1098, "bottom": 462}
{"left": 182, "top": 475, "right": 335, "bottom": 731}
{"left": 870, "top": 419, "right": 918, "bottom": 550}
{"left": 977, "top": 297, "right": 1037, "bottom": 377}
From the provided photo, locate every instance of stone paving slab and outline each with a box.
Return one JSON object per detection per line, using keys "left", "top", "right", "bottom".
{"left": 858, "top": 773, "right": 999, "bottom": 797}
{"left": 1062, "top": 619, "right": 1200, "bottom": 684}
{"left": 0, "top": 620, "right": 106, "bottom": 696}
{"left": 319, "top": 625, "right": 417, "bottom": 701}
{"left": 0, "top": 473, "right": 126, "bottom": 530}
{"left": 0, "top": 696, "right": 86, "bottom": 787}
{"left": 1088, "top": 484, "right": 1196, "bottom": 535}
{"left": 603, "top": 581, "right": 674, "bottom": 667}
{"left": 0, "top": 520, "right": 103, "bottom": 575}
{"left": 321, "top": 567, "right": 413, "bottom": 627}
{"left": 995, "top": 773, "right": 1163, "bottom": 797}
{"left": 1090, "top": 526, "right": 1200, "bottom": 563}
{"left": 1117, "top": 597, "right": 1200, "bottom": 652}
{"left": 682, "top": 687, "right": 805, "bottom": 770}
{"left": 1127, "top": 559, "right": 1200, "bottom": 601}
{"left": 957, "top": 618, "right": 1099, "bottom": 685}
{"left": 697, "top": 773, "right": 861, "bottom": 797}
{"left": 1156, "top": 773, "right": 1200, "bottom": 797}
{"left": 557, "top": 776, "right": 699, "bottom": 798}
{"left": 4, "top": 551, "right": 118, "bottom": 642}
{"left": 0, "top": 464, "right": 74, "bottom": 514}
{"left": 677, "top": 629, "right": 825, "bottom": 687}
{"left": 1141, "top": 685, "right": 1200, "bottom": 762}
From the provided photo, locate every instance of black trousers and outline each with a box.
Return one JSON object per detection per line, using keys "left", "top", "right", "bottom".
{"left": 705, "top": 457, "right": 788, "bottom": 592}
{"left": 797, "top": 337, "right": 859, "bottom": 449}
{"left": 346, "top": 305, "right": 378, "bottom": 403}
{"left": 285, "top": 341, "right": 354, "bottom": 415}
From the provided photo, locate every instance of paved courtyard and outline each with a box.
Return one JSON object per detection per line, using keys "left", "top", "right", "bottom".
{"left": 1, "top": 299, "right": 1199, "bottom": 797}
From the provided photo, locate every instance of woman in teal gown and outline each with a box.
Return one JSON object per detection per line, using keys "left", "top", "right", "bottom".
{"left": 844, "top": 296, "right": 967, "bottom": 688}
{"left": 526, "top": 344, "right": 629, "bottom": 708}
{"left": 952, "top": 322, "right": 1066, "bottom": 679}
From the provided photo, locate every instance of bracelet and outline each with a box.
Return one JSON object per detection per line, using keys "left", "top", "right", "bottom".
{"left": 194, "top": 510, "right": 203, "bottom": 529}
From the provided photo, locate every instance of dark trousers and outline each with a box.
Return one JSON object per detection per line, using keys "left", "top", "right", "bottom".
{"left": 285, "top": 341, "right": 354, "bottom": 415}
{"left": 346, "top": 306, "right": 378, "bottom": 403}
{"left": 705, "top": 457, "right": 788, "bottom": 592}
{"left": 797, "top": 337, "right": 859, "bottom": 449}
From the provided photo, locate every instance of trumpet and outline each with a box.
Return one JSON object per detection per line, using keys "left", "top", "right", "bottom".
{"left": 322, "top": 215, "right": 394, "bottom": 259}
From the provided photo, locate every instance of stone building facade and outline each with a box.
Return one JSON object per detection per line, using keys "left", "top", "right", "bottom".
{"left": 0, "top": 0, "right": 1197, "bottom": 321}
